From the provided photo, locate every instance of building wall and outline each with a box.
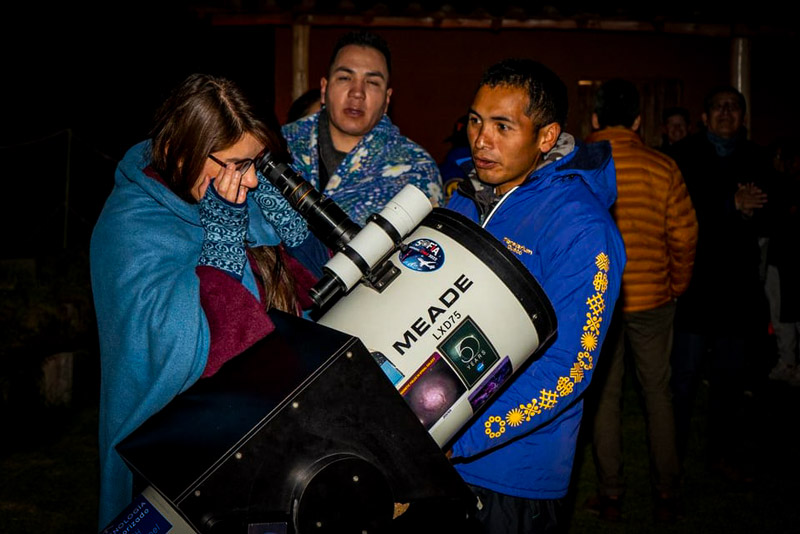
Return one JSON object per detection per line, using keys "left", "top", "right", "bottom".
{"left": 274, "top": 26, "right": 791, "bottom": 163}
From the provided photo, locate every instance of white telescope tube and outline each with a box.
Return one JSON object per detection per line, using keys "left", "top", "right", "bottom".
{"left": 323, "top": 184, "right": 432, "bottom": 292}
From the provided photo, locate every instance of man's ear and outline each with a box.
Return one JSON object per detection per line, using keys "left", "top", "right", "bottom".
{"left": 537, "top": 122, "right": 562, "bottom": 153}
{"left": 384, "top": 88, "right": 393, "bottom": 113}
{"left": 591, "top": 113, "right": 600, "bottom": 130}
{"left": 320, "top": 77, "right": 328, "bottom": 105}
{"left": 701, "top": 112, "right": 708, "bottom": 127}
{"left": 631, "top": 115, "right": 641, "bottom": 132}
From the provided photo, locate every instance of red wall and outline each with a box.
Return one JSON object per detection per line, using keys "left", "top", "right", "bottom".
{"left": 273, "top": 26, "right": 791, "bottom": 162}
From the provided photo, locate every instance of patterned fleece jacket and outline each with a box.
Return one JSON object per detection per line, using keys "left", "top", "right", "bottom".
{"left": 282, "top": 111, "right": 443, "bottom": 226}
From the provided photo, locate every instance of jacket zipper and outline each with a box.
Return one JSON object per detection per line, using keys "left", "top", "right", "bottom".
{"left": 482, "top": 186, "right": 519, "bottom": 227}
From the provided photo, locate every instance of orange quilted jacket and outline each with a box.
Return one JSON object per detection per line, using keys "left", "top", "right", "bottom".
{"left": 587, "top": 128, "right": 698, "bottom": 313}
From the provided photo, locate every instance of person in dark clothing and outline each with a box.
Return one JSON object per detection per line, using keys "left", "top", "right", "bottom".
{"left": 669, "top": 85, "right": 771, "bottom": 482}
{"left": 659, "top": 106, "right": 691, "bottom": 152}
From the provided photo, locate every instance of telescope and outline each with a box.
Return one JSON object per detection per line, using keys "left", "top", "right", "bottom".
{"left": 102, "top": 153, "right": 556, "bottom": 534}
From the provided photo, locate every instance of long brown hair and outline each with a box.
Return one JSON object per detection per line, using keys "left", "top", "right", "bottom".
{"left": 150, "top": 73, "right": 300, "bottom": 314}
{"left": 150, "top": 73, "right": 287, "bottom": 201}
{"left": 249, "top": 246, "right": 301, "bottom": 314}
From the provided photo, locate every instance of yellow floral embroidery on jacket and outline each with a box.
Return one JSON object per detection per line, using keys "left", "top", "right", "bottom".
{"left": 483, "top": 252, "right": 611, "bottom": 439}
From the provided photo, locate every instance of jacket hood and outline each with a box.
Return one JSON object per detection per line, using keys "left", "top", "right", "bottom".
{"left": 534, "top": 136, "right": 617, "bottom": 209}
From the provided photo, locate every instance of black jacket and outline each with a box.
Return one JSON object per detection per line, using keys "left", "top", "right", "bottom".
{"left": 669, "top": 132, "right": 772, "bottom": 335}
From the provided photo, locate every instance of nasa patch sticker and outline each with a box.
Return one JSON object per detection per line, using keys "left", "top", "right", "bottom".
{"left": 399, "top": 238, "right": 445, "bottom": 272}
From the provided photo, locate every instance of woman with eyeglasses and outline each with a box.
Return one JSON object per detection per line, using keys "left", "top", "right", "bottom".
{"left": 90, "top": 73, "right": 315, "bottom": 528}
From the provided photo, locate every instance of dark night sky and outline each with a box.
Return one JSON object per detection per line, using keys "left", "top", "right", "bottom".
{"left": 4, "top": 4, "right": 278, "bottom": 155}
{"left": 3, "top": 4, "right": 278, "bottom": 255}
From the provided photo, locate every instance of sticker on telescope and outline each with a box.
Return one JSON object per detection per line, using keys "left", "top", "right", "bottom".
{"left": 437, "top": 317, "right": 500, "bottom": 388}
{"left": 371, "top": 350, "right": 405, "bottom": 386}
{"left": 468, "top": 356, "right": 513, "bottom": 411}
{"left": 399, "top": 352, "right": 466, "bottom": 430}
{"left": 101, "top": 493, "right": 172, "bottom": 534}
{"left": 399, "top": 238, "right": 445, "bottom": 272}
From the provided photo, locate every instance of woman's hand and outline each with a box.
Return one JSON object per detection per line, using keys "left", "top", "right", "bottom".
{"left": 197, "top": 165, "right": 250, "bottom": 280}
{"left": 203, "top": 162, "right": 248, "bottom": 205}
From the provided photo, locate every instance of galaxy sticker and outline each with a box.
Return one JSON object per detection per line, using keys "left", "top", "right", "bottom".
{"left": 438, "top": 317, "right": 500, "bottom": 388}
{"left": 468, "top": 356, "right": 513, "bottom": 411}
{"left": 399, "top": 238, "right": 445, "bottom": 272}
{"left": 399, "top": 352, "right": 466, "bottom": 430}
{"left": 371, "top": 350, "right": 405, "bottom": 386}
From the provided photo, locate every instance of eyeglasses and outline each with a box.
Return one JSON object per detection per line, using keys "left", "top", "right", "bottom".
{"left": 207, "top": 148, "right": 265, "bottom": 175}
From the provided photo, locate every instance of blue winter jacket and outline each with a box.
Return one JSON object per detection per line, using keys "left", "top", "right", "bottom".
{"left": 448, "top": 138, "right": 625, "bottom": 499}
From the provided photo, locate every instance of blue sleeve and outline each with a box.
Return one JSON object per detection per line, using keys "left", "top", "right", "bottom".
{"left": 197, "top": 184, "right": 249, "bottom": 280}
{"left": 251, "top": 171, "right": 310, "bottom": 247}
{"left": 452, "top": 219, "right": 624, "bottom": 457}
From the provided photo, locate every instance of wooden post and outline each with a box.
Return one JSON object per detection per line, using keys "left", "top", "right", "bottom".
{"left": 730, "top": 37, "right": 751, "bottom": 136}
{"left": 292, "top": 23, "right": 311, "bottom": 102}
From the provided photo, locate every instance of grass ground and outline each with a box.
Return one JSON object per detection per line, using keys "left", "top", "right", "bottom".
{"left": 1, "top": 369, "right": 798, "bottom": 533}
{"left": 568, "top": 372, "right": 800, "bottom": 534}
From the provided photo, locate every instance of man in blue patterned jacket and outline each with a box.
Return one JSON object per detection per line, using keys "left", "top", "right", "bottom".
{"left": 447, "top": 59, "right": 625, "bottom": 533}
{"left": 282, "top": 30, "right": 442, "bottom": 227}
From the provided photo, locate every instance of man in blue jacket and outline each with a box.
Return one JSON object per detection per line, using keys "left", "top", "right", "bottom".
{"left": 448, "top": 59, "right": 625, "bottom": 533}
